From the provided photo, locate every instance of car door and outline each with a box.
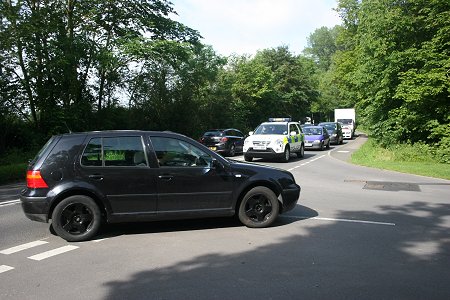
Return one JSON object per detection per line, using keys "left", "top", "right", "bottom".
{"left": 150, "top": 136, "right": 234, "bottom": 215}
{"left": 288, "top": 123, "right": 301, "bottom": 152}
{"left": 79, "top": 135, "right": 158, "bottom": 216}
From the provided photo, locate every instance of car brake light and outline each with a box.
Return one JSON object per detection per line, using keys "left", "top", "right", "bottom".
{"left": 27, "top": 170, "right": 49, "bottom": 188}
{"left": 221, "top": 137, "right": 228, "bottom": 142}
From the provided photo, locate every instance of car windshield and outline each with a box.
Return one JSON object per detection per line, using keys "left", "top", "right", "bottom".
{"left": 254, "top": 124, "right": 287, "bottom": 135}
{"left": 337, "top": 119, "right": 353, "bottom": 125}
{"left": 203, "top": 131, "right": 223, "bottom": 137}
{"left": 303, "top": 127, "right": 323, "bottom": 135}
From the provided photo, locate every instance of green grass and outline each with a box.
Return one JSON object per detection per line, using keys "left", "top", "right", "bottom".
{"left": 0, "top": 163, "right": 27, "bottom": 184}
{"left": 352, "top": 139, "right": 450, "bottom": 180}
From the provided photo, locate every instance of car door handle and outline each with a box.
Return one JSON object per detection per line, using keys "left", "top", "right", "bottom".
{"left": 88, "top": 174, "right": 104, "bottom": 181}
{"left": 158, "top": 175, "right": 173, "bottom": 181}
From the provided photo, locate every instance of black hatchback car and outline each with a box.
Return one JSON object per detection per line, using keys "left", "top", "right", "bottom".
{"left": 21, "top": 130, "right": 300, "bottom": 241}
{"left": 199, "top": 129, "right": 244, "bottom": 156}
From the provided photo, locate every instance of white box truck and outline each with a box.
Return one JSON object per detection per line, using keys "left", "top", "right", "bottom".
{"left": 335, "top": 108, "right": 355, "bottom": 139}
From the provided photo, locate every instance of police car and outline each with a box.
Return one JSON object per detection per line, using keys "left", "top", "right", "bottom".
{"left": 243, "top": 118, "right": 305, "bottom": 162}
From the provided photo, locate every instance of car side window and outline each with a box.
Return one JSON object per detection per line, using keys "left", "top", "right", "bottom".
{"left": 81, "top": 136, "right": 147, "bottom": 167}
{"left": 151, "top": 137, "right": 212, "bottom": 168}
{"left": 81, "top": 138, "right": 102, "bottom": 166}
{"left": 236, "top": 130, "right": 244, "bottom": 138}
{"left": 289, "top": 124, "right": 298, "bottom": 135}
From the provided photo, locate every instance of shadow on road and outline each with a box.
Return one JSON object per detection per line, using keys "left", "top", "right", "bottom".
{"left": 101, "top": 201, "right": 450, "bottom": 299}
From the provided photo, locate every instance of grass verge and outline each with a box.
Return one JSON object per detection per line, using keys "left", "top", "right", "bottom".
{"left": 351, "top": 139, "right": 450, "bottom": 180}
{"left": 0, "top": 163, "right": 27, "bottom": 185}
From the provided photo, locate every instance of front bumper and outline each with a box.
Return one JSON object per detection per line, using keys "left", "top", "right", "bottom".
{"left": 244, "top": 148, "right": 284, "bottom": 159}
{"left": 304, "top": 141, "right": 322, "bottom": 149}
{"left": 280, "top": 184, "right": 300, "bottom": 213}
{"left": 20, "top": 195, "right": 49, "bottom": 223}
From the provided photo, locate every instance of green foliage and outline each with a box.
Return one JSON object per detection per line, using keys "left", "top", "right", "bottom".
{"left": 331, "top": 0, "right": 450, "bottom": 161}
{"left": 0, "top": 163, "right": 27, "bottom": 185}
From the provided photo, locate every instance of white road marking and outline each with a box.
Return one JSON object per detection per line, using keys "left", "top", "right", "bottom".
{"left": 337, "top": 150, "right": 350, "bottom": 153}
{"left": 283, "top": 215, "right": 395, "bottom": 226}
{"left": 288, "top": 155, "right": 326, "bottom": 171}
{"left": 28, "top": 245, "right": 79, "bottom": 261}
{"left": 0, "top": 265, "right": 14, "bottom": 274}
{"left": 0, "top": 199, "right": 21, "bottom": 207}
{"left": 0, "top": 240, "right": 49, "bottom": 255}
{"left": 91, "top": 238, "right": 109, "bottom": 243}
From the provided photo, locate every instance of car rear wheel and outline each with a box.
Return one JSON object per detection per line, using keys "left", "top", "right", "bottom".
{"left": 297, "top": 144, "right": 304, "bottom": 158}
{"left": 51, "top": 195, "right": 101, "bottom": 242}
{"left": 228, "top": 144, "right": 236, "bottom": 156}
{"left": 238, "top": 186, "right": 279, "bottom": 228}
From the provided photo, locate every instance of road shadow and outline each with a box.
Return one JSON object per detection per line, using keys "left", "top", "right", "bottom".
{"left": 102, "top": 201, "right": 450, "bottom": 299}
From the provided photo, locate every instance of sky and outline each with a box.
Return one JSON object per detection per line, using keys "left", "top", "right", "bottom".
{"left": 171, "top": 0, "right": 342, "bottom": 56}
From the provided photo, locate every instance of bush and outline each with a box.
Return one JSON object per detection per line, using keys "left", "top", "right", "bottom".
{"left": 0, "top": 163, "right": 27, "bottom": 184}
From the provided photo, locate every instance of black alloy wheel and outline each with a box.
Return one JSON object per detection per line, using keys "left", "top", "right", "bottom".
{"left": 52, "top": 195, "right": 101, "bottom": 242}
{"left": 228, "top": 143, "right": 236, "bottom": 156}
{"left": 238, "top": 186, "right": 279, "bottom": 228}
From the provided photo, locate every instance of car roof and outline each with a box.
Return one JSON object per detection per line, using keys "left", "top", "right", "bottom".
{"left": 58, "top": 130, "right": 187, "bottom": 139}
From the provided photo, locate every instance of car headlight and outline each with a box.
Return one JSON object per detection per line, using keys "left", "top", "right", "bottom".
{"left": 314, "top": 140, "right": 321, "bottom": 143}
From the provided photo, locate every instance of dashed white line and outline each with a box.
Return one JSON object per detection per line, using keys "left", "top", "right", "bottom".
{"left": 28, "top": 245, "right": 79, "bottom": 261}
{"left": 0, "top": 199, "right": 21, "bottom": 207}
{"left": 0, "top": 240, "right": 49, "bottom": 255}
{"left": 283, "top": 215, "right": 395, "bottom": 226}
{"left": 0, "top": 265, "right": 14, "bottom": 274}
{"left": 337, "top": 150, "right": 350, "bottom": 153}
{"left": 288, "top": 155, "right": 325, "bottom": 171}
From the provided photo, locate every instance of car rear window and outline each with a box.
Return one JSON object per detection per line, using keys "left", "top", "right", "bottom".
{"left": 29, "top": 136, "right": 58, "bottom": 166}
{"left": 203, "top": 131, "right": 223, "bottom": 137}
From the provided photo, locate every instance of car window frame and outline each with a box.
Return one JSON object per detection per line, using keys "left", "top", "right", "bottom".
{"left": 149, "top": 136, "right": 214, "bottom": 169}
{"left": 80, "top": 135, "right": 149, "bottom": 168}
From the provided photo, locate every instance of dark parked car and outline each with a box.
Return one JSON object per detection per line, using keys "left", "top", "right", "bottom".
{"left": 21, "top": 130, "right": 300, "bottom": 242}
{"left": 318, "top": 122, "right": 344, "bottom": 145}
{"left": 302, "top": 126, "right": 330, "bottom": 150}
{"left": 199, "top": 128, "right": 244, "bottom": 156}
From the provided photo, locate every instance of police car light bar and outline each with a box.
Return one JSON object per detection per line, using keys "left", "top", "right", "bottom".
{"left": 269, "top": 118, "right": 291, "bottom": 122}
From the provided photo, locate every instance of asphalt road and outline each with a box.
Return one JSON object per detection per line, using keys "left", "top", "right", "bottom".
{"left": 1, "top": 136, "right": 450, "bottom": 299}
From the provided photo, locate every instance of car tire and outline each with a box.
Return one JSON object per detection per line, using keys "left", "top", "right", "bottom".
{"left": 238, "top": 186, "right": 279, "bottom": 228}
{"left": 320, "top": 142, "right": 324, "bottom": 151}
{"left": 244, "top": 155, "right": 253, "bottom": 162}
{"left": 326, "top": 140, "right": 330, "bottom": 149}
{"left": 297, "top": 144, "right": 304, "bottom": 158}
{"left": 281, "top": 146, "right": 290, "bottom": 162}
{"left": 228, "top": 144, "right": 236, "bottom": 157}
{"left": 51, "top": 195, "right": 102, "bottom": 242}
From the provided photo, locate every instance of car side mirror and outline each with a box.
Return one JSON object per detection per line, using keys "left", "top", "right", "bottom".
{"left": 290, "top": 131, "right": 297, "bottom": 136}
{"left": 211, "top": 159, "right": 223, "bottom": 170}
{"left": 248, "top": 131, "right": 254, "bottom": 136}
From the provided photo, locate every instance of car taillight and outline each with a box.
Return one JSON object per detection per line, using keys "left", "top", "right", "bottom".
{"left": 27, "top": 170, "right": 49, "bottom": 188}
{"left": 221, "top": 137, "right": 228, "bottom": 142}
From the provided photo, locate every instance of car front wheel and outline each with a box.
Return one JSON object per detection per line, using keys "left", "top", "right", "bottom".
{"left": 238, "top": 186, "right": 279, "bottom": 228}
{"left": 51, "top": 195, "right": 101, "bottom": 242}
